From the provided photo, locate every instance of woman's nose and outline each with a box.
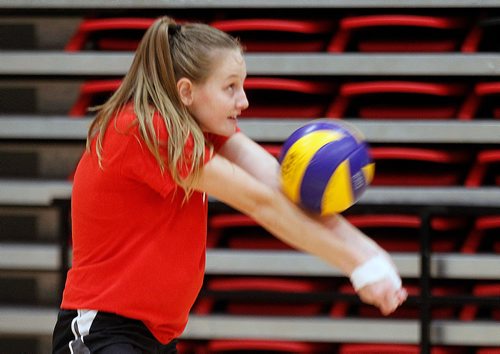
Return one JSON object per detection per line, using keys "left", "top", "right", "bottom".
{"left": 237, "top": 89, "right": 249, "bottom": 111}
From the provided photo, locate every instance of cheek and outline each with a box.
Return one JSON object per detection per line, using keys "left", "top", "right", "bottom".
{"left": 191, "top": 89, "right": 231, "bottom": 128}
{"left": 191, "top": 104, "right": 218, "bottom": 131}
{"left": 205, "top": 94, "right": 231, "bottom": 119}
{"left": 190, "top": 93, "right": 212, "bottom": 121}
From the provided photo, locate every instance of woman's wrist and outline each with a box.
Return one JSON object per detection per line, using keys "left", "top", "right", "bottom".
{"left": 349, "top": 254, "right": 402, "bottom": 291}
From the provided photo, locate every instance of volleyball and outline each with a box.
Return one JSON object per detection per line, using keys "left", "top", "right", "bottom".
{"left": 278, "top": 120, "right": 375, "bottom": 215}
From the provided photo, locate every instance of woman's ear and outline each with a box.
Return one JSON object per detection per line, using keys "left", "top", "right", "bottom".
{"left": 177, "top": 78, "right": 194, "bottom": 106}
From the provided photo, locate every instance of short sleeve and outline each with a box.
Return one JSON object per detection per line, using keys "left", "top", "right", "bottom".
{"left": 119, "top": 112, "right": 178, "bottom": 198}
{"left": 120, "top": 134, "right": 177, "bottom": 198}
{"left": 120, "top": 111, "right": 237, "bottom": 197}
{"left": 120, "top": 125, "right": 217, "bottom": 197}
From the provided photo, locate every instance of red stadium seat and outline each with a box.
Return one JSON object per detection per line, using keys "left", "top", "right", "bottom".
{"left": 461, "top": 17, "right": 500, "bottom": 53}
{"left": 345, "top": 214, "right": 467, "bottom": 252}
{"left": 339, "top": 343, "right": 468, "bottom": 354}
{"left": 69, "top": 79, "right": 122, "bottom": 117}
{"left": 461, "top": 25, "right": 483, "bottom": 53}
{"left": 330, "top": 283, "right": 463, "bottom": 320}
{"left": 200, "top": 339, "right": 333, "bottom": 353}
{"left": 326, "top": 81, "right": 466, "bottom": 119}
{"left": 193, "top": 277, "right": 329, "bottom": 316}
{"left": 177, "top": 340, "right": 201, "bottom": 354}
{"left": 458, "top": 82, "right": 500, "bottom": 120}
{"left": 461, "top": 215, "right": 500, "bottom": 254}
{"left": 328, "top": 15, "right": 467, "bottom": 53}
{"left": 465, "top": 150, "right": 500, "bottom": 187}
{"left": 210, "top": 18, "right": 334, "bottom": 52}
{"left": 242, "top": 77, "right": 335, "bottom": 118}
{"left": 459, "top": 283, "right": 500, "bottom": 321}
{"left": 476, "top": 348, "right": 500, "bottom": 354}
{"left": 369, "top": 147, "right": 470, "bottom": 186}
{"left": 207, "top": 213, "right": 291, "bottom": 250}
{"left": 65, "top": 18, "right": 156, "bottom": 51}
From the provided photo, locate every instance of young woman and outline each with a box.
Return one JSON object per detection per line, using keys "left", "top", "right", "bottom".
{"left": 52, "top": 16, "right": 407, "bottom": 353}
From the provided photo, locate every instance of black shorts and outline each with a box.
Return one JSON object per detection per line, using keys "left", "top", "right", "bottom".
{"left": 52, "top": 309, "right": 178, "bottom": 354}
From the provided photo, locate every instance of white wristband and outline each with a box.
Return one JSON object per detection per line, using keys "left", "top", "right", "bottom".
{"left": 350, "top": 254, "right": 402, "bottom": 291}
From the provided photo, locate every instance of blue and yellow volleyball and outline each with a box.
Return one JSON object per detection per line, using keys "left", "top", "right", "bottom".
{"left": 278, "top": 120, "right": 375, "bottom": 215}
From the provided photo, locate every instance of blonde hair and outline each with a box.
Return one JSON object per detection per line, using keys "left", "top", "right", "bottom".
{"left": 87, "top": 16, "right": 241, "bottom": 194}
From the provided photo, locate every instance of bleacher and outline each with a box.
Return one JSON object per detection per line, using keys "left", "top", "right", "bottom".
{"left": 0, "top": 1, "right": 499, "bottom": 353}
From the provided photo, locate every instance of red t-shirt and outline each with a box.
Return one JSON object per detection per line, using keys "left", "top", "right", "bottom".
{"left": 62, "top": 104, "right": 230, "bottom": 343}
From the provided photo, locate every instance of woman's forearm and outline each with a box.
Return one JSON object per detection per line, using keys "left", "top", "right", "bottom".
{"left": 316, "top": 213, "right": 387, "bottom": 258}
{"left": 249, "top": 186, "right": 378, "bottom": 276}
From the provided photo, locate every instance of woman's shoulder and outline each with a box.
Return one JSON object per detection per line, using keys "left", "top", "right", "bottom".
{"left": 114, "top": 102, "right": 137, "bottom": 130}
{"left": 112, "top": 103, "right": 168, "bottom": 139}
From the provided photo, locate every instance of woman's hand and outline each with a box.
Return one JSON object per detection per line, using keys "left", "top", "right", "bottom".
{"left": 349, "top": 252, "right": 407, "bottom": 315}
{"left": 357, "top": 277, "right": 408, "bottom": 316}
